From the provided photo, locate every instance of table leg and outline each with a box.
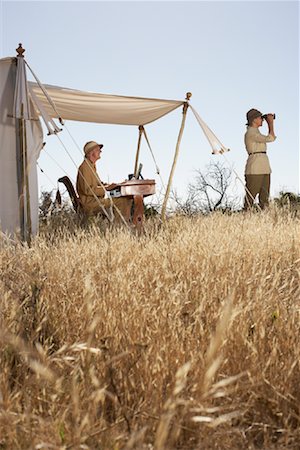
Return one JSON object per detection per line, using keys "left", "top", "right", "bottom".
{"left": 133, "top": 195, "right": 144, "bottom": 231}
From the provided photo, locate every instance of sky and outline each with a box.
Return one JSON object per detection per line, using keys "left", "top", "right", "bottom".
{"left": 0, "top": 0, "right": 299, "bottom": 208}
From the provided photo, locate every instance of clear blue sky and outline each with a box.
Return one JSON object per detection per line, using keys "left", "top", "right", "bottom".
{"left": 1, "top": 1, "right": 299, "bottom": 206}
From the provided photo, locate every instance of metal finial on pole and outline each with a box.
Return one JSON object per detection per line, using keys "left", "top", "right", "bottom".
{"left": 16, "top": 43, "right": 25, "bottom": 58}
{"left": 186, "top": 92, "right": 192, "bottom": 101}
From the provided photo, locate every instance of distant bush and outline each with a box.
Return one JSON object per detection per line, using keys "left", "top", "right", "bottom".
{"left": 274, "top": 191, "right": 300, "bottom": 209}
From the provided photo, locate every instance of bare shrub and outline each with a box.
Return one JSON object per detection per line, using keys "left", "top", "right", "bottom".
{"left": 173, "top": 161, "right": 239, "bottom": 215}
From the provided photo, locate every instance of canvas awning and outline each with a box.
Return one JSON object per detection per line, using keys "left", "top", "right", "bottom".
{"left": 28, "top": 81, "right": 185, "bottom": 126}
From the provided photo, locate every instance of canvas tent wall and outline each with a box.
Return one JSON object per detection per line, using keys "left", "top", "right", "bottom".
{"left": 0, "top": 57, "right": 43, "bottom": 238}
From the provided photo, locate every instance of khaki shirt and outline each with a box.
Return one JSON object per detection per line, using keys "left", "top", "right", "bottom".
{"left": 244, "top": 127, "right": 276, "bottom": 175}
{"left": 76, "top": 159, "right": 106, "bottom": 212}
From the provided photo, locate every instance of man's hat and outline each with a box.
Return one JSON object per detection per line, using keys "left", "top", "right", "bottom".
{"left": 84, "top": 141, "right": 103, "bottom": 156}
{"left": 246, "top": 109, "right": 263, "bottom": 125}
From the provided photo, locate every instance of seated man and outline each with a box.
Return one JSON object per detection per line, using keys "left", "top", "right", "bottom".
{"left": 76, "top": 141, "right": 132, "bottom": 222}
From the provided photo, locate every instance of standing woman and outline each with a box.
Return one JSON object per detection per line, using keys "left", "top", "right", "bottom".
{"left": 244, "top": 109, "right": 276, "bottom": 209}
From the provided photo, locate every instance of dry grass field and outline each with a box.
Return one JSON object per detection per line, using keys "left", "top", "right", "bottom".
{"left": 0, "top": 208, "right": 299, "bottom": 449}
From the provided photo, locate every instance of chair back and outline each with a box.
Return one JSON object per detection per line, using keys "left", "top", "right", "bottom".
{"left": 58, "top": 176, "right": 81, "bottom": 212}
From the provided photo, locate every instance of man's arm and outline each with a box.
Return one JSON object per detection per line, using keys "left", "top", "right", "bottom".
{"left": 265, "top": 113, "right": 275, "bottom": 138}
{"left": 105, "top": 183, "right": 118, "bottom": 191}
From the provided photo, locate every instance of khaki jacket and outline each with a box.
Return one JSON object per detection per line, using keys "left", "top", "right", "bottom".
{"left": 244, "top": 127, "right": 276, "bottom": 175}
{"left": 76, "top": 159, "right": 106, "bottom": 213}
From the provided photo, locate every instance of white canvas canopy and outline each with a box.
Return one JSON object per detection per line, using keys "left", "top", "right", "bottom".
{"left": 0, "top": 44, "right": 229, "bottom": 240}
{"left": 28, "top": 81, "right": 185, "bottom": 127}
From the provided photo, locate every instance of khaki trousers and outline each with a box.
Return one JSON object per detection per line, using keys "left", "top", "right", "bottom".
{"left": 85, "top": 197, "right": 132, "bottom": 223}
{"left": 110, "top": 197, "right": 133, "bottom": 223}
{"left": 244, "top": 174, "right": 270, "bottom": 210}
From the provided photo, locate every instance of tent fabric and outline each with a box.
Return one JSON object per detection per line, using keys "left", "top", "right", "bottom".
{"left": 190, "top": 105, "right": 229, "bottom": 154}
{"left": 28, "top": 81, "right": 185, "bottom": 126}
{"left": 29, "top": 83, "right": 62, "bottom": 135}
{"left": 13, "top": 57, "right": 31, "bottom": 119}
{"left": 0, "top": 57, "right": 43, "bottom": 237}
{"left": 0, "top": 58, "right": 19, "bottom": 236}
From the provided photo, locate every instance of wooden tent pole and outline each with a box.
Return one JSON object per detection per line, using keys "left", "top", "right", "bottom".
{"left": 16, "top": 44, "right": 26, "bottom": 241}
{"left": 134, "top": 125, "right": 143, "bottom": 177}
{"left": 161, "top": 92, "right": 192, "bottom": 222}
{"left": 18, "top": 105, "right": 25, "bottom": 241}
{"left": 16, "top": 43, "right": 31, "bottom": 244}
{"left": 23, "top": 117, "right": 32, "bottom": 245}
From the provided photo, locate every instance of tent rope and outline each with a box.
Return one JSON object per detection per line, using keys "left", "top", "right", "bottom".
{"left": 37, "top": 161, "right": 57, "bottom": 189}
{"left": 141, "top": 126, "right": 166, "bottom": 191}
{"left": 28, "top": 84, "right": 61, "bottom": 135}
{"left": 42, "top": 145, "right": 73, "bottom": 180}
{"left": 25, "top": 61, "right": 63, "bottom": 122}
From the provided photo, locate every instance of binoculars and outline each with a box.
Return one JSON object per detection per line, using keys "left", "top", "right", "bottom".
{"left": 262, "top": 113, "right": 276, "bottom": 120}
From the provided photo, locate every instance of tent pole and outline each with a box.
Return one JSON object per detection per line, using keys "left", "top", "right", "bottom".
{"left": 134, "top": 125, "right": 143, "bottom": 177}
{"left": 16, "top": 45, "right": 26, "bottom": 241}
{"left": 161, "top": 92, "right": 192, "bottom": 222}
{"left": 18, "top": 103, "right": 32, "bottom": 244}
{"left": 17, "top": 106, "right": 25, "bottom": 242}
{"left": 23, "top": 117, "right": 32, "bottom": 245}
{"left": 16, "top": 43, "right": 31, "bottom": 244}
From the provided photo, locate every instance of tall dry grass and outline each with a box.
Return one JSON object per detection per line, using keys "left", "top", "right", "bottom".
{"left": 0, "top": 208, "right": 299, "bottom": 449}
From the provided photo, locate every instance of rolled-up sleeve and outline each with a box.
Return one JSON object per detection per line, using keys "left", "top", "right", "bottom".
{"left": 254, "top": 133, "right": 276, "bottom": 143}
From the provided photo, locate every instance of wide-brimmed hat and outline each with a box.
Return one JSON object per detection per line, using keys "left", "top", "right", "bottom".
{"left": 83, "top": 141, "right": 103, "bottom": 156}
{"left": 246, "top": 109, "right": 263, "bottom": 126}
